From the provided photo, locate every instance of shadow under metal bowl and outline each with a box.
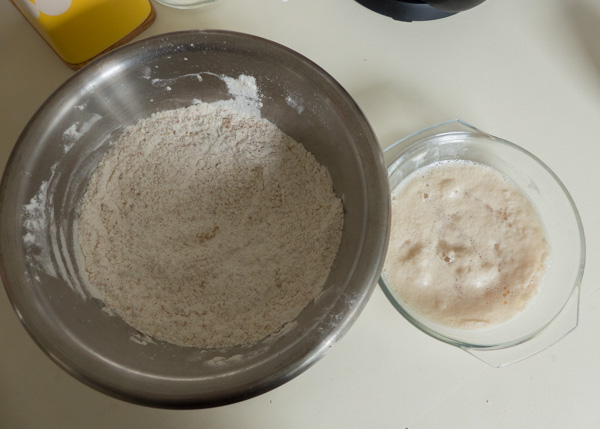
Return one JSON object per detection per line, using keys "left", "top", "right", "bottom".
{"left": 0, "top": 31, "right": 390, "bottom": 407}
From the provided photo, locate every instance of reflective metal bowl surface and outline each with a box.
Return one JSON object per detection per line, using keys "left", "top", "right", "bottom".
{"left": 0, "top": 31, "right": 390, "bottom": 408}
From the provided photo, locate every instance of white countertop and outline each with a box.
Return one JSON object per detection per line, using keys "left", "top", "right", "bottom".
{"left": 2, "top": 0, "right": 599, "bottom": 427}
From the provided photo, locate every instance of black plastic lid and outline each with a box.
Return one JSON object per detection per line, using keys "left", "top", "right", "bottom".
{"left": 355, "top": 0, "right": 476, "bottom": 22}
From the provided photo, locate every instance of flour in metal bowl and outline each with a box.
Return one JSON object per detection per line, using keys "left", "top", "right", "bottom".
{"left": 77, "top": 99, "right": 344, "bottom": 349}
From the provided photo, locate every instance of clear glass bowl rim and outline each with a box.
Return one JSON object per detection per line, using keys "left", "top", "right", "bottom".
{"left": 153, "top": 0, "right": 216, "bottom": 9}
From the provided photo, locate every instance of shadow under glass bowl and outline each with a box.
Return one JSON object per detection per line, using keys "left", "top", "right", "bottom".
{"left": 0, "top": 30, "right": 390, "bottom": 408}
{"left": 380, "top": 119, "right": 585, "bottom": 367}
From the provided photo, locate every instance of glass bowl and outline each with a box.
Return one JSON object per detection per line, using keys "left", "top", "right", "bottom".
{"left": 153, "top": 0, "right": 216, "bottom": 9}
{"left": 380, "top": 120, "right": 585, "bottom": 367}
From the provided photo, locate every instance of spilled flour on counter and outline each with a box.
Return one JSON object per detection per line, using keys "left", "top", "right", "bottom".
{"left": 77, "top": 90, "right": 343, "bottom": 348}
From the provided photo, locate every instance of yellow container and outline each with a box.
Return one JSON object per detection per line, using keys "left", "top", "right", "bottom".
{"left": 12, "top": 0, "right": 155, "bottom": 69}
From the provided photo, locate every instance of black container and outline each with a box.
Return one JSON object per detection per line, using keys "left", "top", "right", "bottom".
{"left": 355, "top": 0, "right": 486, "bottom": 21}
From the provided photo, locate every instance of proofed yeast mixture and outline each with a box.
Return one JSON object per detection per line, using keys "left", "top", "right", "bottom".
{"left": 383, "top": 160, "right": 550, "bottom": 330}
{"left": 77, "top": 101, "right": 343, "bottom": 349}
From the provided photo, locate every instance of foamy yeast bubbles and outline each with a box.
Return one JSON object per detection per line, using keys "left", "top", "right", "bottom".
{"left": 383, "top": 160, "right": 550, "bottom": 331}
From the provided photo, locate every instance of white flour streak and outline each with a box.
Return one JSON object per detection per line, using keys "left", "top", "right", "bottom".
{"left": 150, "top": 73, "right": 204, "bottom": 88}
{"left": 23, "top": 168, "right": 57, "bottom": 278}
{"left": 286, "top": 95, "right": 304, "bottom": 114}
{"left": 63, "top": 113, "right": 102, "bottom": 152}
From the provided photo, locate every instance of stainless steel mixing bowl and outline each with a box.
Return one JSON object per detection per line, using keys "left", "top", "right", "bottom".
{"left": 0, "top": 31, "right": 390, "bottom": 408}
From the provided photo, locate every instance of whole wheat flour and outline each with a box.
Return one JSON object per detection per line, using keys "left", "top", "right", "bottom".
{"left": 77, "top": 102, "right": 343, "bottom": 348}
